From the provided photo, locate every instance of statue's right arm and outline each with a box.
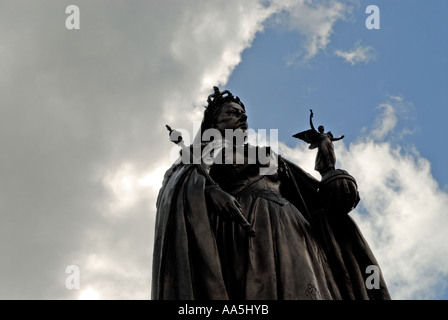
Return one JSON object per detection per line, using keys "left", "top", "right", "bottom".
{"left": 309, "top": 109, "right": 316, "bottom": 131}
{"left": 205, "top": 185, "right": 238, "bottom": 216}
{"left": 205, "top": 184, "right": 254, "bottom": 236}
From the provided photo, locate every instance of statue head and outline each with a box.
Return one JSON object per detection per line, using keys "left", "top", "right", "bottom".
{"left": 318, "top": 125, "right": 325, "bottom": 133}
{"left": 201, "top": 86, "right": 248, "bottom": 136}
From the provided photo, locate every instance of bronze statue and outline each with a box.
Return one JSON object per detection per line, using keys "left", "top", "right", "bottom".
{"left": 152, "top": 87, "right": 390, "bottom": 300}
{"left": 293, "top": 109, "right": 344, "bottom": 177}
{"left": 293, "top": 109, "right": 360, "bottom": 215}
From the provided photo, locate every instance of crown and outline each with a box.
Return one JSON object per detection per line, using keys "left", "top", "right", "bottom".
{"left": 205, "top": 86, "right": 243, "bottom": 109}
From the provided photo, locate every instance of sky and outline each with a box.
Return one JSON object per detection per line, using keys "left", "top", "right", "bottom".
{"left": 0, "top": 0, "right": 447, "bottom": 300}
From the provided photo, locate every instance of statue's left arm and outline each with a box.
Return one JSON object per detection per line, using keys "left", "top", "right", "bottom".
{"left": 331, "top": 135, "right": 344, "bottom": 141}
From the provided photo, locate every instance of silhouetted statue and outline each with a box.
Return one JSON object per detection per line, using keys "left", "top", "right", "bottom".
{"left": 292, "top": 109, "right": 361, "bottom": 216}
{"left": 293, "top": 109, "right": 344, "bottom": 177}
{"left": 152, "top": 87, "right": 390, "bottom": 300}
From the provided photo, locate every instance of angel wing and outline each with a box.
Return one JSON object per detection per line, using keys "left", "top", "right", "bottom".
{"left": 293, "top": 129, "right": 318, "bottom": 143}
{"left": 292, "top": 129, "right": 320, "bottom": 149}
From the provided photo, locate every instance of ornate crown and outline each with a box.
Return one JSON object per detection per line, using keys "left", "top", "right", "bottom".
{"left": 205, "top": 86, "right": 244, "bottom": 111}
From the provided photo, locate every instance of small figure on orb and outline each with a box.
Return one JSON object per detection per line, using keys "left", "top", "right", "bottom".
{"left": 293, "top": 109, "right": 359, "bottom": 216}
{"left": 293, "top": 109, "right": 344, "bottom": 177}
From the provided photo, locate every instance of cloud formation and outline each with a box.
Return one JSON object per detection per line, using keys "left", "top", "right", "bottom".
{"left": 269, "top": 0, "right": 352, "bottom": 61}
{"left": 335, "top": 42, "right": 377, "bottom": 65}
{"left": 0, "top": 0, "right": 271, "bottom": 299}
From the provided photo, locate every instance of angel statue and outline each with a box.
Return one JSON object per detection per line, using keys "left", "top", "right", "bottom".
{"left": 293, "top": 109, "right": 344, "bottom": 177}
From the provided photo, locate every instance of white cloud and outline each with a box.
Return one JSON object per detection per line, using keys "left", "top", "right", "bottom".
{"left": 371, "top": 102, "right": 397, "bottom": 140}
{"left": 0, "top": 0, "right": 271, "bottom": 299}
{"left": 341, "top": 141, "right": 448, "bottom": 299}
{"left": 370, "top": 95, "right": 417, "bottom": 142}
{"left": 101, "top": 163, "right": 169, "bottom": 215}
{"left": 335, "top": 42, "right": 377, "bottom": 65}
{"left": 269, "top": 0, "right": 352, "bottom": 60}
{"left": 79, "top": 287, "right": 101, "bottom": 300}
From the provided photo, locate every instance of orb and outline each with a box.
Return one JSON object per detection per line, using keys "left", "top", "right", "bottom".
{"left": 318, "top": 169, "right": 360, "bottom": 216}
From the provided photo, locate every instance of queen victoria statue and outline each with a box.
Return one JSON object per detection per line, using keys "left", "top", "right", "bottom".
{"left": 151, "top": 87, "right": 390, "bottom": 300}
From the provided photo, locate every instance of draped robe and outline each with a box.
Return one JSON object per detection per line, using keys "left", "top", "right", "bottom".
{"left": 151, "top": 145, "right": 390, "bottom": 300}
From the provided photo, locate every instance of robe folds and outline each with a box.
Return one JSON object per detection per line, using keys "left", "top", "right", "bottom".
{"left": 151, "top": 146, "right": 390, "bottom": 300}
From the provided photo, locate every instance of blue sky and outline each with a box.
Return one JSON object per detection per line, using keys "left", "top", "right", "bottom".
{"left": 227, "top": 0, "right": 448, "bottom": 188}
{"left": 1, "top": 0, "right": 447, "bottom": 300}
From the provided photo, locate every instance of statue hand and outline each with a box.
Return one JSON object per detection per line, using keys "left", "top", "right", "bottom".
{"left": 206, "top": 186, "right": 255, "bottom": 236}
{"left": 169, "top": 129, "right": 183, "bottom": 144}
{"left": 208, "top": 188, "right": 244, "bottom": 220}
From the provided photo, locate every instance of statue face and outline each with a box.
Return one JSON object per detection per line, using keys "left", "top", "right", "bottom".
{"left": 214, "top": 102, "right": 248, "bottom": 133}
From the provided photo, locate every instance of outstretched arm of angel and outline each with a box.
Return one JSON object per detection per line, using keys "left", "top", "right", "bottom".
{"left": 292, "top": 109, "right": 320, "bottom": 145}
{"left": 309, "top": 109, "right": 316, "bottom": 132}
{"left": 331, "top": 134, "right": 344, "bottom": 142}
